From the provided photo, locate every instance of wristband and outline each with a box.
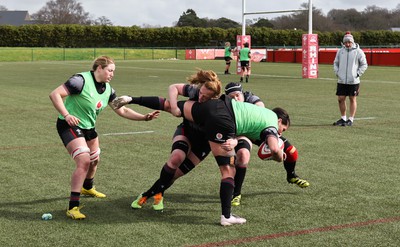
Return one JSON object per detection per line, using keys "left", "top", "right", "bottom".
{"left": 63, "top": 113, "right": 70, "bottom": 118}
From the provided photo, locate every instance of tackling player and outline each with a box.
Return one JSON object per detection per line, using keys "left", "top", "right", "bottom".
{"left": 224, "top": 82, "right": 309, "bottom": 207}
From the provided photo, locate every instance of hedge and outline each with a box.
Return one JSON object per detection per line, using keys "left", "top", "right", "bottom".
{"left": 0, "top": 25, "right": 399, "bottom": 47}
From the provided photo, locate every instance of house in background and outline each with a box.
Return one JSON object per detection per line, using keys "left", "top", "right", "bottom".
{"left": 0, "top": 11, "right": 36, "bottom": 25}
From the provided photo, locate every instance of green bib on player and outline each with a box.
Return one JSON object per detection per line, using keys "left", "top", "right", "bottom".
{"left": 239, "top": 47, "right": 250, "bottom": 61}
{"left": 60, "top": 71, "right": 111, "bottom": 129}
{"left": 231, "top": 99, "right": 278, "bottom": 140}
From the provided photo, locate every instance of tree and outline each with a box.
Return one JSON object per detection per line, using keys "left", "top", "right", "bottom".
{"left": 207, "top": 17, "right": 240, "bottom": 28}
{"left": 94, "top": 16, "right": 113, "bottom": 26}
{"left": 251, "top": 18, "right": 274, "bottom": 28}
{"left": 176, "top": 9, "right": 206, "bottom": 27}
{"left": 0, "top": 5, "right": 8, "bottom": 11}
{"left": 31, "top": 0, "right": 92, "bottom": 25}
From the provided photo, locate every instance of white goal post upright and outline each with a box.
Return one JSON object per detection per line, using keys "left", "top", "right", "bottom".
{"left": 240, "top": 0, "right": 318, "bottom": 78}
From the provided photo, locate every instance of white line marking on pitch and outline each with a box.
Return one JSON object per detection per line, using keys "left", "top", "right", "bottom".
{"left": 103, "top": 130, "right": 154, "bottom": 136}
{"left": 355, "top": 117, "right": 376, "bottom": 120}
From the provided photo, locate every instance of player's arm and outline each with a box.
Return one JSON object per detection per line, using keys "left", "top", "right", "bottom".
{"left": 255, "top": 101, "right": 265, "bottom": 107}
{"left": 49, "top": 85, "right": 69, "bottom": 118}
{"left": 262, "top": 127, "right": 284, "bottom": 162}
{"left": 49, "top": 83, "right": 80, "bottom": 126}
{"left": 168, "top": 83, "right": 186, "bottom": 117}
{"left": 112, "top": 104, "right": 160, "bottom": 121}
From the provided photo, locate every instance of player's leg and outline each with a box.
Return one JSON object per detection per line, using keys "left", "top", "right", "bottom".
{"left": 112, "top": 96, "right": 167, "bottom": 111}
{"left": 57, "top": 119, "right": 90, "bottom": 219}
{"left": 66, "top": 137, "right": 91, "bottom": 219}
{"left": 239, "top": 62, "right": 245, "bottom": 82}
{"left": 281, "top": 136, "right": 309, "bottom": 188}
{"left": 80, "top": 136, "right": 106, "bottom": 198}
{"left": 131, "top": 134, "right": 190, "bottom": 210}
{"left": 209, "top": 141, "right": 246, "bottom": 226}
{"left": 174, "top": 132, "right": 210, "bottom": 180}
{"left": 225, "top": 57, "right": 231, "bottom": 74}
{"left": 232, "top": 137, "right": 252, "bottom": 206}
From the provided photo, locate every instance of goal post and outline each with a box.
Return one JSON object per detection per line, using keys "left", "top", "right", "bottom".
{"left": 240, "top": 0, "right": 318, "bottom": 78}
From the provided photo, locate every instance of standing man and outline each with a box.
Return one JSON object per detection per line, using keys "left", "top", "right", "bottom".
{"left": 239, "top": 42, "right": 251, "bottom": 83}
{"left": 333, "top": 32, "right": 368, "bottom": 126}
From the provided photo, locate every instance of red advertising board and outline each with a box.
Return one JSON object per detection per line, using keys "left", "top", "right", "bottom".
{"left": 185, "top": 49, "right": 196, "bottom": 60}
{"left": 302, "top": 34, "right": 319, "bottom": 79}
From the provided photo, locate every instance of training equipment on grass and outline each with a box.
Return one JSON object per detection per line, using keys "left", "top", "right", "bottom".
{"left": 41, "top": 213, "right": 52, "bottom": 220}
{"left": 257, "top": 138, "right": 284, "bottom": 160}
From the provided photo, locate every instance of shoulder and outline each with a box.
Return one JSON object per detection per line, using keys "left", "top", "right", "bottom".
{"left": 244, "top": 91, "right": 262, "bottom": 104}
{"left": 64, "top": 74, "right": 85, "bottom": 94}
{"left": 185, "top": 84, "right": 200, "bottom": 99}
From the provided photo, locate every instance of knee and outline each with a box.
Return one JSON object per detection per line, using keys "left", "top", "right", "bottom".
{"left": 235, "top": 149, "right": 250, "bottom": 167}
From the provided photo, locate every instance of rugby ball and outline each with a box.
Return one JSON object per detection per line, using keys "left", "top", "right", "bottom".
{"left": 257, "top": 138, "right": 285, "bottom": 160}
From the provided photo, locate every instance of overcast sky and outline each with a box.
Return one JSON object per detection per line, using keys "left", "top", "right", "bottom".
{"left": 1, "top": 0, "right": 399, "bottom": 27}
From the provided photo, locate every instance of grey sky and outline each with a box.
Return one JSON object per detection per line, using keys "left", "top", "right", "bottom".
{"left": 1, "top": 0, "right": 399, "bottom": 27}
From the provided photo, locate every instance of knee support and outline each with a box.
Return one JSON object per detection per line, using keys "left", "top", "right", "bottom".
{"left": 285, "top": 145, "right": 298, "bottom": 163}
{"left": 90, "top": 148, "right": 101, "bottom": 163}
{"left": 215, "top": 155, "right": 236, "bottom": 167}
{"left": 235, "top": 139, "right": 251, "bottom": 153}
{"left": 71, "top": 147, "right": 90, "bottom": 159}
{"left": 171, "top": 140, "right": 189, "bottom": 155}
{"left": 178, "top": 158, "right": 195, "bottom": 174}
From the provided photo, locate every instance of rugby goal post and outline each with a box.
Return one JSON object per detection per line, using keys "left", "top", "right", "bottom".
{"left": 239, "top": 0, "right": 318, "bottom": 78}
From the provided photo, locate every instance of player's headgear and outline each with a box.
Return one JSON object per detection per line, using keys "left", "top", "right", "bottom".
{"left": 224, "top": 82, "right": 243, "bottom": 95}
{"left": 343, "top": 31, "right": 354, "bottom": 43}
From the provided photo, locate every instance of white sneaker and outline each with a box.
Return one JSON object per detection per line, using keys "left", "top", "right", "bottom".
{"left": 220, "top": 214, "right": 247, "bottom": 226}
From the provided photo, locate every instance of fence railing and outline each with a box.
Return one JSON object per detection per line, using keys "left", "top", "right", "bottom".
{"left": 0, "top": 47, "right": 187, "bottom": 62}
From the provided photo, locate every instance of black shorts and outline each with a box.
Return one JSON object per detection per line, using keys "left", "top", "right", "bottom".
{"left": 224, "top": 56, "right": 232, "bottom": 62}
{"left": 336, "top": 83, "right": 360, "bottom": 96}
{"left": 191, "top": 97, "right": 236, "bottom": 143}
{"left": 240, "top": 61, "right": 250, "bottom": 68}
{"left": 173, "top": 123, "right": 210, "bottom": 160}
{"left": 56, "top": 118, "right": 97, "bottom": 146}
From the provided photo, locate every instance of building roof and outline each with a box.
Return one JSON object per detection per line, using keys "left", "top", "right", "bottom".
{"left": 0, "top": 11, "right": 36, "bottom": 26}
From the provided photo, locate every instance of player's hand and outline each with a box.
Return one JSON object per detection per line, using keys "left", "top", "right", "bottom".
{"left": 145, "top": 110, "right": 160, "bottom": 121}
{"left": 111, "top": 96, "right": 132, "bottom": 109}
{"left": 221, "top": 138, "right": 238, "bottom": 151}
{"left": 170, "top": 107, "right": 181, "bottom": 117}
{"left": 65, "top": 114, "right": 80, "bottom": 127}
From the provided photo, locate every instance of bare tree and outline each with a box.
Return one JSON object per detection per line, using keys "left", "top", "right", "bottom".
{"left": 0, "top": 5, "right": 8, "bottom": 11}
{"left": 94, "top": 16, "right": 113, "bottom": 26}
{"left": 31, "top": 0, "right": 92, "bottom": 25}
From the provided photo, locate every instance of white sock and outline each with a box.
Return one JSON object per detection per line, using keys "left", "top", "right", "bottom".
{"left": 349, "top": 117, "right": 354, "bottom": 122}
{"left": 341, "top": 116, "right": 347, "bottom": 121}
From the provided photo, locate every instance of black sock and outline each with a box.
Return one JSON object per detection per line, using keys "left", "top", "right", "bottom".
{"left": 130, "top": 96, "right": 165, "bottom": 110}
{"left": 284, "top": 161, "right": 296, "bottom": 178}
{"left": 69, "top": 192, "right": 81, "bottom": 210}
{"left": 143, "top": 164, "right": 176, "bottom": 197}
{"left": 233, "top": 166, "right": 246, "bottom": 197}
{"left": 83, "top": 178, "right": 94, "bottom": 190}
{"left": 220, "top": 177, "right": 235, "bottom": 218}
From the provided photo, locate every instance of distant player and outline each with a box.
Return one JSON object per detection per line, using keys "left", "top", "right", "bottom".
{"left": 224, "top": 42, "right": 234, "bottom": 74}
